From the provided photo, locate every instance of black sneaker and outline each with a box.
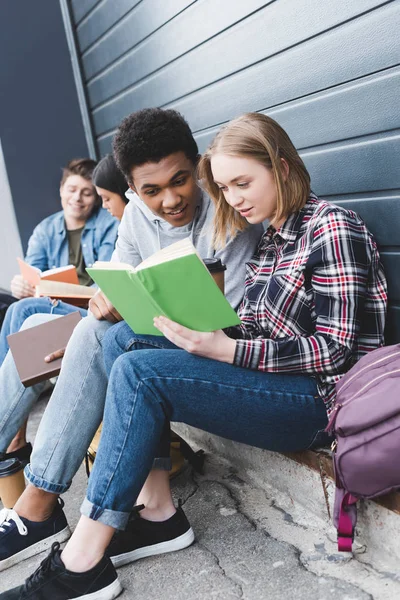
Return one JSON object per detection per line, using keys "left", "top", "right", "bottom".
{"left": 0, "top": 542, "right": 122, "bottom": 599}
{"left": 0, "top": 499, "right": 71, "bottom": 571}
{"left": 107, "top": 503, "right": 195, "bottom": 567}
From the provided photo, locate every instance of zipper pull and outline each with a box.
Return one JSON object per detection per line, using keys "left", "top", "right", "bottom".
{"left": 325, "top": 403, "right": 342, "bottom": 434}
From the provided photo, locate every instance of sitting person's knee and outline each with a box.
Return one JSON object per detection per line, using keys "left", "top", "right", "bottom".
{"left": 20, "top": 313, "right": 61, "bottom": 331}
{"left": 102, "top": 321, "right": 132, "bottom": 374}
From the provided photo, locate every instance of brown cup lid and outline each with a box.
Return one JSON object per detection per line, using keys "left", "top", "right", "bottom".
{"left": 203, "top": 258, "right": 226, "bottom": 273}
{"left": 0, "top": 458, "right": 24, "bottom": 478}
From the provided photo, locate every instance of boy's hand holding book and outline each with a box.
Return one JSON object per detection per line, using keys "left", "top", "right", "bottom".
{"left": 89, "top": 290, "right": 123, "bottom": 323}
{"left": 16, "top": 259, "right": 95, "bottom": 308}
{"left": 10, "top": 274, "right": 36, "bottom": 299}
{"left": 44, "top": 347, "right": 66, "bottom": 363}
{"left": 154, "top": 316, "right": 236, "bottom": 363}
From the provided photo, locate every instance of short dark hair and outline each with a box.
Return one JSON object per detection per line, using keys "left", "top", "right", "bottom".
{"left": 112, "top": 108, "right": 199, "bottom": 183}
{"left": 92, "top": 154, "right": 129, "bottom": 203}
{"left": 60, "top": 158, "right": 98, "bottom": 187}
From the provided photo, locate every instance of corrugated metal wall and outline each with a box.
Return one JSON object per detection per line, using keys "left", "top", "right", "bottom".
{"left": 68, "top": 0, "right": 400, "bottom": 342}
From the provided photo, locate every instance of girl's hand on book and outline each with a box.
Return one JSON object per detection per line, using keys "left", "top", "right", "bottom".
{"left": 154, "top": 316, "right": 236, "bottom": 363}
{"left": 10, "top": 274, "right": 35, "bottom": 299}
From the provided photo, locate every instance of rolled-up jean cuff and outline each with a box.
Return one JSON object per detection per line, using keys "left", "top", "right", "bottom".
{"left": 152, "top": 457, "right": 172, "bottom": 470}
{"left": 80, "top": 498, "right": 130, "bottom": 530}
{"left": 24, "top": 463, "right": 71, "bottom": 495}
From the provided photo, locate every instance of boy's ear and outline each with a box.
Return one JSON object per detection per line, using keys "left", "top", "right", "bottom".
{"left": 129, "top": 183, "right": 137, "bottom": 194}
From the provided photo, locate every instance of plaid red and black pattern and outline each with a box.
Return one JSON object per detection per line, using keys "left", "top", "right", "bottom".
{"left": 231, "top": 195, "right": 387, "bottom": 416}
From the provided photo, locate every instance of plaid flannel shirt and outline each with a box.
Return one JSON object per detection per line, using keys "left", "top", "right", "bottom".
{"left": 231, "top": 194, "right": 387, "bottom": 416}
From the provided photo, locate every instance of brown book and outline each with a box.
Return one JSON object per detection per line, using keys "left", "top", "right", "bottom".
{"left": 7, "top": 311, "right": 82, "bottom": 387}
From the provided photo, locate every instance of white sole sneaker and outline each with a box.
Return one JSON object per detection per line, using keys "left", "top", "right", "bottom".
{"left": 78, "top": 577, "right": 123, "bottom": 600}
{"left": 0, "top": 525, "right": 71, "bottom": 572}
{"left": 111, "top": 526, "right": 195, "bottom": 567}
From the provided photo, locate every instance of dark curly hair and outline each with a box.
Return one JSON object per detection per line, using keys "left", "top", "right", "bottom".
{"left": 112, "top": 108, "right": 199, "bottom": 183}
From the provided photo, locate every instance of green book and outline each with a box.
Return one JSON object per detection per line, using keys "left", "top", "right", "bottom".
{"left": 86, "top": 238, "right": 241, "bottom": 336}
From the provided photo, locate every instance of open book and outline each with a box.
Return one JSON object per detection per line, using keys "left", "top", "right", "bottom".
{"left": 86, "top": 238, "right": 241, "bottom": 335}
{"left": 17, "top": 258, "right": 79, "bottom": 286}
{"left": 34, "top": 280, "right": 96, "bottom": 308}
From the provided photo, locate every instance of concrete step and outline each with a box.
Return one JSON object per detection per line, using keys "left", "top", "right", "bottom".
{"left": 173, "top": 423, "right": 400, "bottom": 596}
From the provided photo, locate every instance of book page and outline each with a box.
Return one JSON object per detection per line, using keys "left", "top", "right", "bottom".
{"left": 91, "top": 261, "right": 135, "bottom": 271}
{"left": 36, "top": 280, "right": 95, "bottom": 297}
{"left": 135, "top": 238, "right": 196, "bottom": 272}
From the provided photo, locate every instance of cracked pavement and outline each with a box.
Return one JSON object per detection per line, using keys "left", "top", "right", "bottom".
{"left": 1, "top": 393, "right": 396, "bottom": 599}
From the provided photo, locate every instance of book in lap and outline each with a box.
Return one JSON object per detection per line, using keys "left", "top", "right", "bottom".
{"left": 86, "top": 238, "right": 241, "bottom": 335}
{"left": 17, "top": 258, "right": 80, "bottom": 286}
{"left": 18, "top": 258, "right": 93, "bottom": 307}
{"left": 34, "top": 280, "right": 96, "bottom": 308}
{"left": 7, "top": 311, "right": 82, "bottom": 387}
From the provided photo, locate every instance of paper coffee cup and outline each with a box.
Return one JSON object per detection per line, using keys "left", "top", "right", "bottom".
{"left": 204, "top": 258, "right": 226, "bottom": 294}
{"left": 0, "top": 458, "right": 26, "bottom": 508}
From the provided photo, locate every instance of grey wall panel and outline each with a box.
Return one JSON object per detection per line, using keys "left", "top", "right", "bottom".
{"left": 386, "top": 307, "right": 400, "bottom": 345}
{"left": 191, "top": 68, "right": 399, "bottom": 158}
{"left": 379, "top": 253, "right": 400, "bottom": 303}
{"left": 82, "top": 0, "right": 196, "bottom": 81}
{"left": 70, "top": 0, "right": 100, "bottom": 25}
{"left": 182, "top": 68, "right": 400, "bottom": 151}
{"left": 302, "top": 133, "right": 400, "bottom": 195}
{"left": 87, "top": 0, "right": 273, "bottom": 107}
{"left": 97, "top": 132, "right": 118, "bottom": 156}
{"left": 91, "top": 1, "right": 399, "bottom": 136}
{"left": 77, "top": 0, "right": 141, "bottom": 53}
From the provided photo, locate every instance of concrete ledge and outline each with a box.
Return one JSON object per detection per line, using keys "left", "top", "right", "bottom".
{"left": 284, "top": 449, "right": 400, "bottom": 515}
{"left": 173, "top": 423, "right": 400, "bottom": 573}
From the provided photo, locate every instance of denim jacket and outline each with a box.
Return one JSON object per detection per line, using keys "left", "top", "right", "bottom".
{"left": 24, "top": 208, "right": 119, "bottom": 272}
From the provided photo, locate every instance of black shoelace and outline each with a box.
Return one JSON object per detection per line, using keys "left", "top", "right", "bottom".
{"left": 24, "top": 542, "right": 61, "bottom": 593}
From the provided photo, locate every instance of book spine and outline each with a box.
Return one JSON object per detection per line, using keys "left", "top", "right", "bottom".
{"left": 128, "top": 271, "right": 166, "bottom": 318}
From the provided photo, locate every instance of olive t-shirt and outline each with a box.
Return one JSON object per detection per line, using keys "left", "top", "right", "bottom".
{"left": 67, "top": 226, "right": 93, "bottom": 287}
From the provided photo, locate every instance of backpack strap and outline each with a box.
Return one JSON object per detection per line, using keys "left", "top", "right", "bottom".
{"left": 336, "top": 490, "right": 358, "bottom": 552}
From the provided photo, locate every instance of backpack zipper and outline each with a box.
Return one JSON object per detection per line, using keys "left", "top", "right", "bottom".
{"left": 345, "top": 367, "right": 400, "bottom": 404}
{"left": 327, "top": 367, "right": 400, "bottom": 435}
{"left": 337, "top": 349, "right": 400, "bottom": 398}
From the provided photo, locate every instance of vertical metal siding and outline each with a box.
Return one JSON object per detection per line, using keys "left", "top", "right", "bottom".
{"left": 67, "top": 0, "right": 400, "bottom": 342}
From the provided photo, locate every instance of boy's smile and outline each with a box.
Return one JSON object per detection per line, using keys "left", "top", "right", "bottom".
{"left": 130, "top": 152, "right": 201, "bottom": 226}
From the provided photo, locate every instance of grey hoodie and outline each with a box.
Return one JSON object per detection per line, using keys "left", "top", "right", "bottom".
{"left": 113, "top": 189, "right": 264, "bottom": 309}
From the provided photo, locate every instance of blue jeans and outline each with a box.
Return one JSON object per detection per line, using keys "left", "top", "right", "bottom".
{"left": 103, "top": 321, "right": 178, "bottom": 471}
{"left": 0, "top": 297, "right": 87, "bottom": 366}
{"left": 0, "top": 313, "right": 61, "bottom": 453}
{"left": 24, "top": 318, "right": 176, "bottom": 493}
{"left": 81, "top": 323, "right": 329, "bottom": 530}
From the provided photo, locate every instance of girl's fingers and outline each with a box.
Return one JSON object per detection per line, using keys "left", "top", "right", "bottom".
{"left": 155, "top": 316, "right": 195, "bottom": 338}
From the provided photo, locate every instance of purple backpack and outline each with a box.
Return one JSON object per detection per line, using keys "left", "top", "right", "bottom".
{"left": 325, "top": 343, "right": 400, "bottom": 552}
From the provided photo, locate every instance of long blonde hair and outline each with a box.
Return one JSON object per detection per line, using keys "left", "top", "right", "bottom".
{"left": 197, "top": 113, "right": 310, "bottom": 248}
